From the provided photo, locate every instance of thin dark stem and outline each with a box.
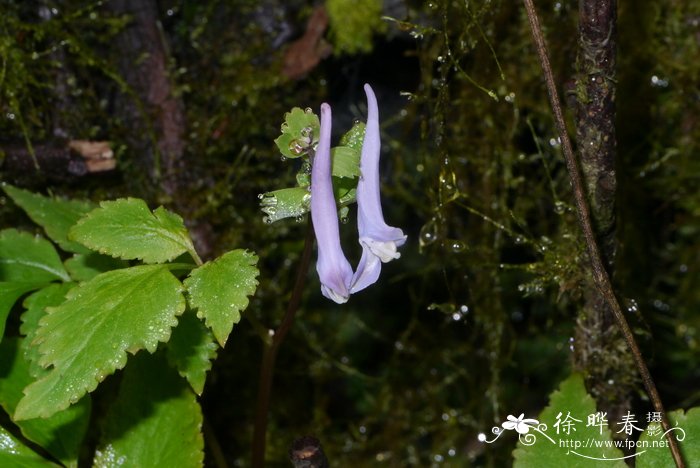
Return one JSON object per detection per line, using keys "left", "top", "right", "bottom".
{"left": 521, "top": 1, "right": 685, "bottom": 467}
{"left": 203, "top": 417, "right": 229, "bottom": 468}
{"left": 252, "top": 221, "right": 315, "bottom": 468}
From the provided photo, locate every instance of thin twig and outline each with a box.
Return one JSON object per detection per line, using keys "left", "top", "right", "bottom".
{"left": 521, "top": 1, "right": 685, "bottom": 466}
{"left": 251, "top": 221, "right": 315, "bottom": 468}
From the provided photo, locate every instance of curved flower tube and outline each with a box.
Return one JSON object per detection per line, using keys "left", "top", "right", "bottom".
{"left": 311, "top": 103, "right": 354, "bottom": 304}
{"left": 350, "top": 84, "right": 407, "bottom": 293}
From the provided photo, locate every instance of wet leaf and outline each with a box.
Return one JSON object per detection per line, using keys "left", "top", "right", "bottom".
{"left": 0, "top": 337, "right": 90, "bottom": 468}
{"left": 166, "top": 310, "right": 218, "bottom": 395}
{"left": 0, "top": 229, "right": 70, "bottom": 283}
{"left": 512, "top": 374, "right": 626, "bottom": 467}
{"left": 2, "top": 184, "right": 95, "bottom": 254}
{"left": 14, "top": 265, "right": 185, "bottom": 420}
{"left": 69, "top": 198, "right": 196, "bottom": 264}
{"left": 93, "top": 352, "right": 203, "bottom": 468}
{"left": 637, "top": 407, "right": 700, "bottom": 467}
{"left": 274, "top": 107, "right": 320, "bottom": 159}
{"left": 184, "top": 250, "right": 258, "bottom": 347}
{"left": 0, "top": 424, "right": 57, "bottom": 467}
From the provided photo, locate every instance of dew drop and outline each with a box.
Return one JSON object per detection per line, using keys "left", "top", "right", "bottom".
{"left": 304, "top": 107, "right": 313, "bottom": 114}
{"left": 419, "top": 218, "right": 439, "bottom": 248}
{"left": 288, "top": 139, "right": 306, "bottom": 156}
{"left": 449, "top": 240, "right": 466, "bottom": 252}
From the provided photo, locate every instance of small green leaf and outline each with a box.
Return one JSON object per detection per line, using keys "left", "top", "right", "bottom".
{"left": 512, "top": 374, "right": 626, "bottom": 467}
{"left": 166, "top": 311, "right": 218, "bottom": 395}
{"left": 0, "top": 282, "right": 47, "bottom": 343}
{"left": 637, "top": 407, "right": 700, "bottom": 467}
{"left": 20, "top": 284, "right": 75, "bottom": 378}
{"left": 2, "top": 184, "right": 95, "bottom": 254}
{"left": 14, "top": 265, "right": 186, "bottom": 420}
{"left": 334, "top": 176, "right": 357, "bottom": 207}
{"left": 259, "top": 187, "right": 311, "bottom": 223}
{"left": 69, "top": 198, "right": 197, "bottom": 264}
{"left": 184, "top": 250, "right": 258, "bottom": 347}
{"left": 0, "top": 229, "right": 70, "bottom": 283}
{"left": 64, "top": 253, "right": 128, "bottom": 282}
{"left": 93, "top": 352, "right": 203, "bottom": 468}
{"left": 331, "top": 146, "right": 361, "bottom": 179}
{"left": 0, "top": 337, "right": 90, "bottom": 468}
{"left": 274, "top": 107, "right": 320, "bottom": 159}
{"left": 0, "top": 424, "right": 58, "bottom": 467}
{"left": 339, "top": 121, "right": 366, "bottom": 151}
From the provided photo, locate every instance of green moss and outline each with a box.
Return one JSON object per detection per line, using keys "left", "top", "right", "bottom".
{"left": 326, "top": 0, "right": 385, "bottom": 54}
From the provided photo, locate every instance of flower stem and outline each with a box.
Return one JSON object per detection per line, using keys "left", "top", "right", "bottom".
{"left": 252, "top": 221, "right": 315, "bottom": 468}
{"left": 521, "top": 1, "right": 685, "bottom": 466}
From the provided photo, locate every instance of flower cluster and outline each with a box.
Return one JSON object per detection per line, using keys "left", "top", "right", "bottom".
{"left": 311, "top": 84, "right": 407, "bottom": 303}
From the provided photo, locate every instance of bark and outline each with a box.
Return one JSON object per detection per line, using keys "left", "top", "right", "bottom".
{"left": 105, "top": 0, "right": 216, "bottom": 258}
{"left": 105, "top": 0, "right": 186, "bottom": 198}
{"left": 573, "top": 0, "right": 636, "bottom": 422}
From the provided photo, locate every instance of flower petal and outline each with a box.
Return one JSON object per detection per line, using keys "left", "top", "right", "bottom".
{"left": 352, "top": 84, "right": 406, "bottom": 287}
{"left": 349, "top": 244, "right": 381, "bottom": 294}
{"left": 311, "top": 103, "right": 354, "bottom": 303}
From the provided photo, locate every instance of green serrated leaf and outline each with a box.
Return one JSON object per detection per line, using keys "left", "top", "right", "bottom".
{"left": 331, "top": 146, "right": 361, "bottom": 179}
{"left": 184, "top": 250, "right": 258, "bottom": 347}
{"left": 0, "top": 282, "right": 47, "bottom": 343}
{"left": 166, "top": 311, "right": 218, "bottom": 395}
{"left": 20, "top": 284, "right": 75, "bottom": 378}
{"left": 275, "top": 107, "right": 320, "bottom": 159}
{"left": 512, "top": 374, "right": 626, "bottom": 467}
{"left": 637, "top": 407, "right": 700, "bottom": 467}
{"left": 93, "top": 352, "right": 203, "bottom": 468}
{"left": 14, "top": 265, "right": 185, "bottom": 420}
{"left": 64, "top": 253, "right": 128, "bottom": 282}
{"left": 69, "top": 198, "right": 197, "bottom": 264}
{"left": 259, "top": 187, "right": 311, "bottom": 223}
{"left": 2, "top": 184, "right": 95, "bottom": 254}
{"left": 0, "top": 424, "right": 58, "bottom": 467}
{"left": 0, "top": 229, "right": 70, "bottom": 283}
{"left": 0, "top": 337, "right": 90, "bottom": 468}
{"left": 339, "top": 121, "right": 366, "bottom": 151}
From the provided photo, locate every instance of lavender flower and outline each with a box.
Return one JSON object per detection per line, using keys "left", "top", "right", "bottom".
{"left": 350, "top": 84, "right": 407, "bottom": 293}
{"left": 311, "top": 103, "right": 354, "bottom": 303}
{"left": 310, "top": 85, "right": 406, "bottom": 302}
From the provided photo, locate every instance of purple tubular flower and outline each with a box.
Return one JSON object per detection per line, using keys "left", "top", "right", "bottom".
{"left": 311, "top": 103, "right": 354, "bottom": 304}
{"left": 350, "top": 84, "right": 407, "bottom": 293}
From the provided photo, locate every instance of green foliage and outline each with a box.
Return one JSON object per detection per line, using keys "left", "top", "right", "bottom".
{"left": 1, "top": 0, "right": 699, "bottom": 466}
{"left": 274, "top": 107, "right": 320, "bottom": 159}
{"left": 0, "top": 424, "right": 59, "bottom": 467}
{"left": 93, "top": 352, "right": 204, "bottom": 468}
{"left": 69, "top": 198, "right": 199, "bottom": 264}
{"left": 0, "top": 185, "right": 257, "bottom": 462}
{"left": 2, "top": 184, "right": 95, "bottom": 254}
{"left": 637, "top": 408, "right": 700, "bottom": 467}
{"left": 166, "top": 311, "right": 218, "bottom": 395}
{"left": 261, "top": 114, "right": 365, "bottom": 223}
{"left": 14, "top": 265, "right": 186, "bottom": 420}
{"left": 512, "top": 374, "right": 626, "bottom": 467}
{"left": 0, "top": 338, "right": 90, "bottom": 468}
{"left": 184, "top": 249, "right": 259, "bottom": 347}
{"left": 0, "top": 229, "right": 70, "bottom": 283}
{"left": 326, "top": 0, "right": 386, "bottom": 54}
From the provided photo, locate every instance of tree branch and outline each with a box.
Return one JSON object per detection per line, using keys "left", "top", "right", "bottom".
{"left": 521, "top": 1, "right": 685, "bottom": 466}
